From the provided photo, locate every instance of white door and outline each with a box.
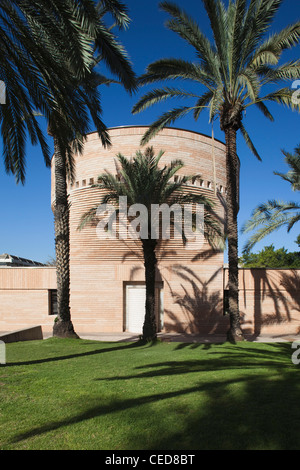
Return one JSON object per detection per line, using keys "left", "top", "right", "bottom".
{"left": 126, "top": 285, "right": 146, "bottom": 334}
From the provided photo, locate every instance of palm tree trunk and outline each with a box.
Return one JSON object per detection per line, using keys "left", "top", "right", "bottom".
{"left": 142, "top": 239, "right": 158, "bottom": 342}
{"left": 52, "top": 136, "right": 79, "bottom": 339}
{"left": 225, "top": 127, "right": 244, "bottom": 342}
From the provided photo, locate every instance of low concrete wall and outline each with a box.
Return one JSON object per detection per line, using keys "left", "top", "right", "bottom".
{"left": 0, "top": 325, "right": 43, "bottom": 343}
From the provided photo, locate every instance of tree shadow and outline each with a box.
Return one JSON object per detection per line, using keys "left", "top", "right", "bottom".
{"left": 242, "top": 269, "right": 300, "bottom": 340}
{"left": 163, "top": 265, "right": 229, "bottom": 335}
{"left": 9, "top": 343, "right": 300, "bottom": 450}
{"left": 94, "top": 342, "right": 293, "bottom": 382}
{"left": 277, "top": 270, "right": 300, "bottom": 316}
{"left": 3, "top": 339, "right": 144, "bottom": 367}
{"left": 148, "top": 364, "right": 300, "bottom": 450}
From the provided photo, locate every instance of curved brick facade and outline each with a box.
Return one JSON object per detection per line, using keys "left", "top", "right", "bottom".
{"left": 1, "top": 129, "right": 299, "bottom": 338}
{"left": 51, "top": 126, "right": 229, "bottom": 335}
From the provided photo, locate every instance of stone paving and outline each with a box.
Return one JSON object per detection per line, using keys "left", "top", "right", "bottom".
{"left": 2, "top": 329, "right": 300, "bottom": 344}
{"left": 75, "top": 331, "right": 300, "bottom": 343}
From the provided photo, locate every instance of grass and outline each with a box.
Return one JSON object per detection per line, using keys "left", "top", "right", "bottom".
{"left": 0, "top": 337, "right": 299, "bottom": 450}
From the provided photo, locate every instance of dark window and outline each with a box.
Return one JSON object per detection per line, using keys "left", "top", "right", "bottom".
{"left": 49, "top": 290, "right": 58, "bottom": 316}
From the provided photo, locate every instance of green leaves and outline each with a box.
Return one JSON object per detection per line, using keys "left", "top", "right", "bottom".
{"left": 133, "top": 0, "right": 300, "bottom": 161}
{"left": 139, "top": 107, "right": 199, "bottom": 145}
{"left": 242, "top": 201, "right": 300, "bottom": 252}
{"left": 132, "top": 87, "right": 202, "bottom": 114}
{"left": 239, "top": 244, "right": 300, "bottom": 268}
{"left": 0, "top": 0, "right": 136, "bottom": 184}
{"left": 260, "top": 87, "right": 300, "bottom": 111}
{"left": 79, "top": 147, "right": 223, "bottom": 247}
{"left": 242, "top": 144, "right": 300, "bottom": 251}
{"left": 275, "top": 146, "right": 300, "bottom": 191}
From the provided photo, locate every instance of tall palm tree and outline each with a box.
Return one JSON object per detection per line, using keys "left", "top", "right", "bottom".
{"left": 0, "top": 0, "right": 133, "bottom": 183}
{"left": 79, "top": 147, "right": 222, "bottom": 342}
{"left": 242, "top": 145, "right": 300, "bottom": 252}
{"left": 132, "top": 0, "right": 300, "bottom": 341}
{"left": 0, "top": 0, "right": 136, "bottom": 338}
{"left": 49, "top": 10, "right": 136, "bottom": 339}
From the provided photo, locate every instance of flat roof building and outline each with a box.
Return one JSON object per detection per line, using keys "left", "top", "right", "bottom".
{"left": 0, "top": 253, "right": 45, "bottom": 267}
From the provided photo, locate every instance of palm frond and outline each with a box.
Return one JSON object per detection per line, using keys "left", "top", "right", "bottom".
{"left": 78, "top": 206, "right": 99, "bottom": 231}
{"left": 235, "top": 0, "right": 282, "bottom": 74}
{"left": 274, "top": 147, "right": 300, "bottom": 191}
{"left": 133, "top": 0, "right": 300, "bottom": 179}
{"left": 93, "top": 21, "right": 136, "bottom": 93}
{"left": 251, "top": 21, "right": 300, "bottom": 67}
{"left": 260, "top": 87, "right": 300, "bottom": 111}
{"left": 140, "top": 106, "right": 199, "bottom": 145}
{"left": 227, "top": 0, "right": 248, "bottom": 84}
{"left": 257, "top": 60, "right": 300, "bottom": 85}
{"left": 137, "top": 58, "right": 216, "bottom": 90}
{"left": 237, "top": 68, "right": 260, "bottom": 102}
{"left": 97, "top": 0, "right": 131, "bottom": 30}
{"left": 159, "top": 1, "right": 221, "bottom": 79}
{"left": 132, "top": 87, "right": 201, "bottom": 114}
{"left": 193, "top": 90, "right": 214, "bottom": 121}
{"left": 242, "top": 199, "right": 300, "bottom": 251}
{"left": 0, "top": 0, "right": 136, "bottom": 183}
{"left": 254, "top": 100, "right": 274, "bottom": 121}
{"left": 239, "top": 122, "right": 262, "bottom": 161}
{"left": 201, "top": 0, "right": 229, "bottom": 83}
{"left": 79, "top": 147, "right": 222, "bottom": 248}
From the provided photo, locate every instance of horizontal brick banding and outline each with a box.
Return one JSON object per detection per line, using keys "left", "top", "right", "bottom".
{"left": 54, "top": 126, "right": 227, "bottom": 334}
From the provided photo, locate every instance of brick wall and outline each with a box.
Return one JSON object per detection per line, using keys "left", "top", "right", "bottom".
{"left": 2, "top": 127, "right": 299, "bottom": 339}
{"left": 0, "top": 267, "right": 56, "bottom": 334}
{"left": 224, "top": 268, "right": 300, "bottom": 337}
{"left": 55, "top": 126, "right": 228, "bottom": 335}
{"left": 0, "top": 266, "right": 299, "bottom": 337}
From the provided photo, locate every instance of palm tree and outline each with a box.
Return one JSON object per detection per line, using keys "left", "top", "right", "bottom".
{"left": 79, "top": 147, "right": 222, "bottom": 342}
{"left": 274, "top": 145, "right": 300, "bottom": 191}
{"left": 48, "top": 10, "right": 136, "bottom": 339}
{"left": 132, "top": 0, "right": 300, "bottom": 341}
{"left": 0, "top": 0, "right": 133, "bottom": 183}
{"left": 0, "top": 1, "right": 136, "bottom": 338}
{"left": 242, "top": 145, "right": 300, "bottom": 252}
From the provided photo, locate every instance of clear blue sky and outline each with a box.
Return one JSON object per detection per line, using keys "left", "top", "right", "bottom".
{"left": 0, "top": 0, "right": 299, "bottom": 263}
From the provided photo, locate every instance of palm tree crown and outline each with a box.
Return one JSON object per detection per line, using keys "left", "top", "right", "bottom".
{"left": 0, "top": 0, "right": 136, "bottom": 184}
{"left": 242, "top": 144, "right": 300, "bottom": 252}
{"left": 79, "top": 146, "right": 222, "bottom": 341}
{"left": 132, "top": 0, "right": 300, "bottom": 342}
{"left": 133, "top": 0, "right": 300, "bottom": 151}
{"left": 46, "top": 3, "right": 136, "bottom": 338}
{"left": 274, "top": 145, "right": 300, "bottom": 192}
{"left": 79, "top": 147, "right": 222, "bottom": 244}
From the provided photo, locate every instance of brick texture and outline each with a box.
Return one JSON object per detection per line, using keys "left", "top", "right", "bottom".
{"left": 224, "top": 268, "right": 300, "bottom": 336}
{"left": 0, "top": 267, "right": 56, "bottom": 334}
{"left": 52, "top": 126, "right": 228, "bottom": 335}
{"left": 1, "top": 127, "right": 298, "bottom": 338}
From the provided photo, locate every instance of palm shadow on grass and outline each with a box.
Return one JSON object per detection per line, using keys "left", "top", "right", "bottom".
{"left": 3, "top": 339, "right": 144, "bottom": 367}
{"left": 9, "top": 342, "right": 300, "bottom": 450}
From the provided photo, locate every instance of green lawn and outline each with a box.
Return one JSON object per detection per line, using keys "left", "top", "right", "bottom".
{"left": 0, "top": 338, "right": 299, "bottom": 450}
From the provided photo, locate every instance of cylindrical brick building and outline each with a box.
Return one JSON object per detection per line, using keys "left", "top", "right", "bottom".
{"left": 51, "top": 126, "right": 229, "bottom": 336}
